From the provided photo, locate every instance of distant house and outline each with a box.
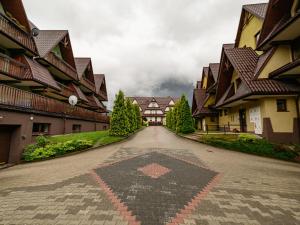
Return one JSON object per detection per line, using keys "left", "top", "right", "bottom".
{"left": 0, "top": 0, "right": 109, "bottom": 164}
{"left": 129, "top": 97, "right": 179, "bottom": 126}
{"left": 192, "top": 1, "right": 300, "bottom": 144}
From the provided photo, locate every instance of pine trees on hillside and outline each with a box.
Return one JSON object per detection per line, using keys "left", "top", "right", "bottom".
{"left": 166, "top": 94, "right": 194, "bottom": 134}
{"left": 110, "top": 90, "right": 142, "bottom": 136}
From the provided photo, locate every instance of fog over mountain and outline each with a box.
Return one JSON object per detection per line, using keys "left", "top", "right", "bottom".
{"left": 23, "top": 0, "right": 267, "bottom": 109}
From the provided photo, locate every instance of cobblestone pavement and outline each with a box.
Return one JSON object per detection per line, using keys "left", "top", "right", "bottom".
{"left": 0, "top": 127, "right": 299, "bottom": 225}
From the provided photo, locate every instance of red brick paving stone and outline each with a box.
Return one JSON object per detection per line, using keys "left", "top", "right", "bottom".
{"left": 137, "top": 163, "right": 171, "bottom": 179}
{"left": 91, "top": 152, "right": 220, "bottom": 225}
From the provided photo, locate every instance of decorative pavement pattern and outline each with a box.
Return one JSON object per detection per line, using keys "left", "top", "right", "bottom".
{"left": 0, "top": 147, "right": 299, "bottom": 225}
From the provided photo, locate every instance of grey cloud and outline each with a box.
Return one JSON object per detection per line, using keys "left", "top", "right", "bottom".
{"left": 23, "top": 0, "right": 267, "bottom": 109}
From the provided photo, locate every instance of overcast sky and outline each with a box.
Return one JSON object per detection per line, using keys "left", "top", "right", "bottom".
{"left": 23, "top": 0, "right": 266, "bottom": 109}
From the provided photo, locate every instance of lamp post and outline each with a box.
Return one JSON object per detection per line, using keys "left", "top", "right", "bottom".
{"left": 63, "top": 95, "right": 78, "bottom": 134}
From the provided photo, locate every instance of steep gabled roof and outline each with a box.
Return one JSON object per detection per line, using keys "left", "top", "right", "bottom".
{"left": 235, "top": 3, "right": 268, "bottom": 47}
{"left": 209, "top": 63, "right": 220, "bottom": 83}
{"left": 69, "top": 83, "right": 88, "bottom": 102}
{"left": 216, "top": 47, "right": 300, "bottom": 107}
{"left": 192, "top": 88, "right": 217, "bottom": 117}
{"left": 243, "top": 3, "right": 268, "bottom": 20}
{"left": 22, "top": 56, "right": 61, "bottom": 91}
{"left": 34, "top": 30, "right": 68, "bottom": 57}
{"left": 75, "top": 58, "right": 91, "bottom": 79}
{"left": 94, "top": 74, "right": 108, "bottom": 101}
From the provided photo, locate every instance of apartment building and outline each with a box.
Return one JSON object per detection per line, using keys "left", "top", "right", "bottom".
{"left": 0, "top": 0, "right": 109, "bottom": 164}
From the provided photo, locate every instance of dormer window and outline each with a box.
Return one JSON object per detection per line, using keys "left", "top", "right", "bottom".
{"left": 149, "top": 102, "right": 159, "bottom": 108}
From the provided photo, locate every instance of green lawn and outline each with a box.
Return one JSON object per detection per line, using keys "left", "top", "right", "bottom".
{"left": 49, "top": 130, "right": 124, "bottom": 147}
{"left": 199, "top": 133, "right": 299, "bottom": 161}
{"left": 23, "top": 130, "right": 126, "bottom": 162}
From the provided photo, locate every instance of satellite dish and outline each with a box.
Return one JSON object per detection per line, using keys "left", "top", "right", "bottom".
{"left": 68, "top": 95, "right": 78, "bottom": 106}
{"left": 31, "top": 27, "right": 39, "bottom": 37}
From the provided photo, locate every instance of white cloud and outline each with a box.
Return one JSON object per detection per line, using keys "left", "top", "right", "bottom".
{"left": 23, "top": 0, "right": 267, "bottom": 109}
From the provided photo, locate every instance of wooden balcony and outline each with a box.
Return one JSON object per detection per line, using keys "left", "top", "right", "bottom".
{"left": 80, "top": 77, "right": 95, "bottom": 92}
{"left": 98, "top": 90, "right": 108, "bottom": 101}
{"left": 56, "top": 82, "right": 75, "bottom": 99}
{"left": 0, "top": 53, "right": 28, "bottom": 80}
{"left": 0, "top": 84, "right": 109, "bottom": 123}
{"left": 0, "top": 14, "right": 36, "bottom": 53}
{"left": 44, "top": 52, "right": 78, "bottom": 81}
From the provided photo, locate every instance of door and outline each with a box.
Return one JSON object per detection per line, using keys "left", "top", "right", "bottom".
{"left": 239, "top": 109, "right": 247, "bottom": 132}
{"left": 0, "top": 126, "right": 12, "bottom": 164}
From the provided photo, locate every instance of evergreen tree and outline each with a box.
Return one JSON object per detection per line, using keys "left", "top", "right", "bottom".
{"left": 126, "top": 98, "right": 136, "bottom": 133}
{"left": 110, "top": 90, "right": 130, "bottom": 136}
{"left": 181, "top": 98, "right": 195, "bottom": 134}
{"left": 171, "top": 106, "right": 177, "bottom": 131}
{"left": 134, "top": 104, "right": 142, "bottom": 129}
{"left": 175, "top": 96, "right": 185, "bottom": 133}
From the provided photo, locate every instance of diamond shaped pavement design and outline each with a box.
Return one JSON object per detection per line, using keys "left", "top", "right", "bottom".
{"left": 92, "top": 152, "right": 219, "bottom": 225}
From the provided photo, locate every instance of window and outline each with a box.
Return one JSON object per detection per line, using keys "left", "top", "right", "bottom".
{"left": 72, "top": 124, "right": 81, "bottom": 133}
{"left": 210, "top": 117, "right": 216, "bottom": 122}
{"left": 219, "top": 110, "right": 223, "bottom": 117}
{"left": 276, "top": 99, "right": 287, "bottom": 112}
{"left": 224, "top": 110, "right": 228, "bottom": 116}
{"left": 292, "top": 38, "right": 300, "bottom": 61}
{"left": 32, "top": 123, "right": 50, "bottom": 135}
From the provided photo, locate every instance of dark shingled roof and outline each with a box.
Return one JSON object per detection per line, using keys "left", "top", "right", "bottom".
{"left": 94, "top": 74, "right": 105, "bottom": 93}
{"left": 216, "top": 47, "right": 300, "bottom": 107}
{"left": 243, "top": 3, "right": 268, "bottom": 20}
{"left": 23, "top": 56, "right": 61, "bottom": 91}
{"left": 75, "top": 58, "right": 91, "bottom": 79}
{"left": 129, "top": 96, "right": 179, "bottom": 113}
{"left": 209, "top": 63, "right": 220, "bottom": 82}
{"left": 33, "top": 30, "right": 68, "bottom": 57}
{"left": 192, "top": 88, "right": 217, "bottom": 117}
{"left": 69, "top": 83, "right": 88, "bottom": 102}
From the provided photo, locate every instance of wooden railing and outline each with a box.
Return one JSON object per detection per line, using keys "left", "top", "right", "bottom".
{"left": 98, "top": 90, "right": 108, "bottom": 101}
{"left": 44, "top": 52, "right": 78, "bottom": 80}
{"left": 0, "top": 14, "right": 36, "bottom": 53}
{"left": 56, "top": 82, "right": 75, "bottom": 98}
{"left": 0, "top": 84, "right": 109, "bottom": 123}
{"left": 81, "top": 77, "right": 95, "bottom": 92}
{"left": 0, "top": 53, "right": 28, "bottom": 79}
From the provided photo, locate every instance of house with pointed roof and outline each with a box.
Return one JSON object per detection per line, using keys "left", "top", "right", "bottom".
{"left": 129, "top": 96, "right": 179, "bottom": 126}
{"left": 192, "top": 1, "right": 300, "bottom": 144}
{"left": 0, "top": 0, "right": 109, "bottom": 165}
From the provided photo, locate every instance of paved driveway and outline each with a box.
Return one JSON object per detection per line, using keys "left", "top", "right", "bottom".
{"left": 0, "top": 127, "right": 299, "bottom": 225}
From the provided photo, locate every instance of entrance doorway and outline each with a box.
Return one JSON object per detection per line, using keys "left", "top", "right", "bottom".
{"left": 0, "top": 126, "right": 13, "bottom": 164}
{"left": 239, "top": 109, "right": 247, "bottom": 132}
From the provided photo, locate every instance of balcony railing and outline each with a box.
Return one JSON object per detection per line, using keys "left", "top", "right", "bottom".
{"left": 81, "top": 77, "right": 95, "bottom": 92}
{"left": 44, "top": 52, "right": 78, "bottom": 81}
{"left": 0, "top": 84, "right": 109, "bottom": 123}
{"left": 56, "top": 82, "right": 75, "bottom": 98}
{"left": 0, "top": 53, "right": 28, "bottom": 79}
{"left": 0, "top": 14, "right": 36, "bottom": 53}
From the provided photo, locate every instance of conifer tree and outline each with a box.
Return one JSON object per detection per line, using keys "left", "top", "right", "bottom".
{"left": 126, "top": 98, "right": 136, "bottom": 133}
{"left": 134, "top": 104, "right": 142, "bottom": 129}
{"left": 175, "top": 96, "right": 185, "bottom": 133}
{"left": 171, "top": 106, "right": 177, "bottom": 131}
{"left": 110, "top": 90, "right": 130, "bottom": 136}
{"left": 181, "top": 98, "right": 195, "bottom": 134}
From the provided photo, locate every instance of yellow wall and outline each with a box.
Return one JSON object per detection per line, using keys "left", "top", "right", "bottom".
{"left": 218, "top": 97, "right": 298, "bottom": 133}
{"left": 203, "top": 116, "right": 218, "bottom": 131}
{"left": 260, "top": 97, "right": 297, "bottom": 132}
{"left": 204, "top": 95, "right": 215, "bottom": 107}
{"left": 258, "top": 45, "right": 292, "bottom": 79}
{"left": 238, "top": 13, "right": 263, "bottom": 51}
{"left": 202, "top": 76, "right": 208, "bottom": 89}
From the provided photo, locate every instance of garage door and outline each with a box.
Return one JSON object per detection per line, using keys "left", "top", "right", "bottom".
{"left": 0, "top": 126, "right": 12, "bottom": 164}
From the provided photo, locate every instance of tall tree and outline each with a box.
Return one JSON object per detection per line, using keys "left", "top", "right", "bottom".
{"left": 110, "top": 90, "right": 130, "bottom": 136}
{"left": 134, "top": 104, "right": 142, "bottom": 129}
{"left": 126, "top": 98, "right": 136, "bottom": 133}
{"left": 181, "top": 98, "right": 195, "bottom": 134}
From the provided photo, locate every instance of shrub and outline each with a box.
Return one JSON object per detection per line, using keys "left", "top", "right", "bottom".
{"left": 23, "top": 139, "right": 93, "bottom": 162}
{"left": 238, "top": 133, "right": 259, "bottom": 143}
{"left": 36, "top": 135, "right": 49, "bottom": 147}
